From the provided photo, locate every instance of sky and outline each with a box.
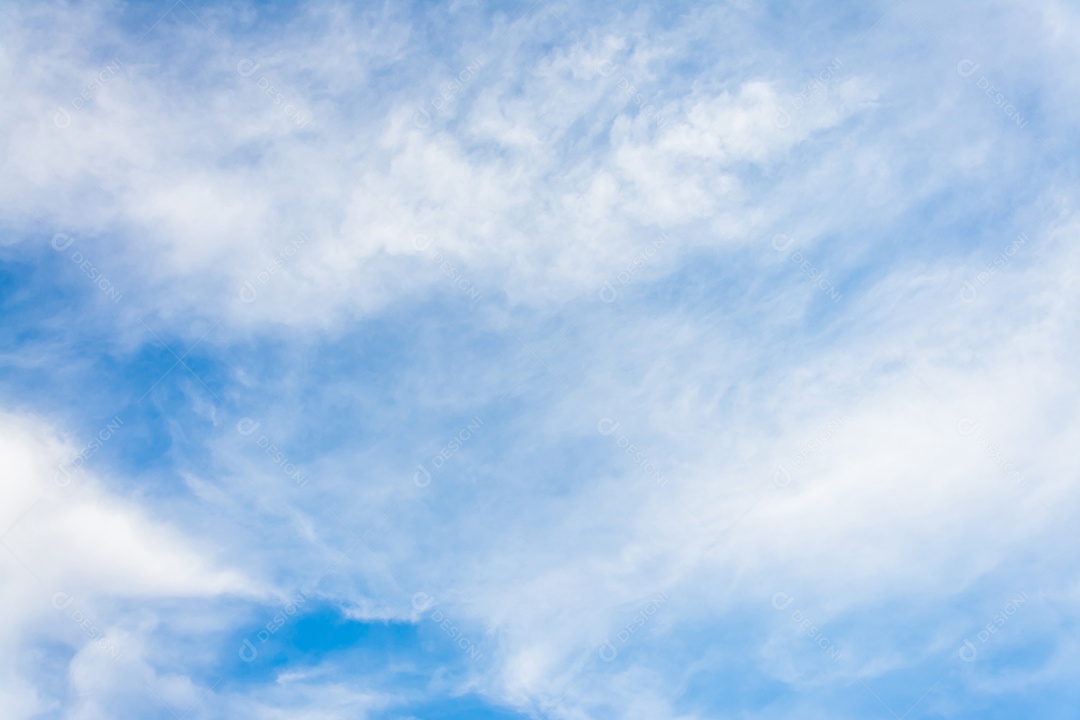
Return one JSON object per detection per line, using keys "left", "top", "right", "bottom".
{"left": 1, "top": 0, "right": 1079, "bottom": 718}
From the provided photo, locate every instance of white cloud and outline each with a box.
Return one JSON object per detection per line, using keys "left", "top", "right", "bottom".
{"left": 0, "top": 410, "right": 261, "bottom": 718}
{"left": 2, "top": 0, "right": 1079, "bottom": 716}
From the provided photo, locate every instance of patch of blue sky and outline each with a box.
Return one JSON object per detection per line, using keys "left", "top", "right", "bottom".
{"left": 2, "top": 0, "right": 1079, "bottom": 718}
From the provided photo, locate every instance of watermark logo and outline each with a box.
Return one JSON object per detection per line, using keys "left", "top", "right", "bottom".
{"left": 413, "top": 417, "right": 484, "bottom": 487}
{"left": 956, "top": 59, "right": 980, "bottom": 78}
{"left": 411, "top": 234, "right": 482, "bottom": 303}
{"left": 237, "top": 59, "right": 260, "bottom": 78}
{"left": 236, "top": 416, "right": 308, "bottom": 487}
{"left": 412, "top": 591, "right": 483, "bottom": 660}
{"left": 956, "top": 417, "right": 979, "bottom": 437}
{"left": 237, "top": 234, "right": 308, "bottom": 304}
{"left": 956, "top": 417, "right": 1027, "bottom": 487}
{"left": 50, "top": 234, "right": 123, "bottom": 303}
{"left": 53, "top": 58, "right": 124, "bottom": 129}
{"left": 771, "top": 233, "right": 841, "bottom": 303}
{"left": 236, "top": 417, "right": 261, "bottom": 436}
{"left": 774, "top": 58, "right": 844, "bottom": 128}
{"left": 593, "top": 60, "right": 670, "bottom": 129}
{"left": 597, "top": 233, "right": 668, "bottom": 304}
{"left": 54, "top": 416, "right": 125, "bottom": 487}
{"left": 771, "top": 591, "right": 841, "bottom": 661}
{"left": 597, "top": 417, "right": 667, "bottom": 487}
{"left": 772, "top": 465, "right": 793, "bottom": 488}
{"left": 413, "top": 57, "right": 485, "bottom": 129}
{"left": 772, "top": 416, "right": 845, "bottom": 488}
{"left": 51, "top": 591, "right": 122, "bottom": 660}
{"left": 957, "top": 233, "right": 1027, "bottom": 304}
{"left": 51, "top": 592, "right": 76, "bottom": 611}
{"left": 238, "top": 589, "right": 311, "bottom": 662}
{"left": 957, "top": 591, "right": 1029, "bottom": 662}
{"left": 956, "top": 58, "right": 1028, "bottom": 128}
{"left": 236, "top": 59, "right": 311, "bottom": 129}
{"left": 598, "top": 591, "right": 669, "bottom": 662}
{"left": 771, "top": 591, "right": 795, "bottom": 610}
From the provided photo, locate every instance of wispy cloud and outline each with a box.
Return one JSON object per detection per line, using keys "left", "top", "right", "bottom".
{"left": 1, "top": 0, "right": 1079, "bottom": 718}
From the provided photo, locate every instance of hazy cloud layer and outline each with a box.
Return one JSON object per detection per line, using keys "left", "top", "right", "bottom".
{"left": 1, "top": 0, "right": 1078, "bottom": 718}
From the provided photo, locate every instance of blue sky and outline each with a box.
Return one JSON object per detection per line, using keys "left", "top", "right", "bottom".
{"left": 2, "top": 0, "right": 1079, "bottom": 717}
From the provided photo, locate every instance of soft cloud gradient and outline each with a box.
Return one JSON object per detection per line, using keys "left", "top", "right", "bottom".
{"left": 1, "top": 0, "right": 1078, "bottom": 717}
